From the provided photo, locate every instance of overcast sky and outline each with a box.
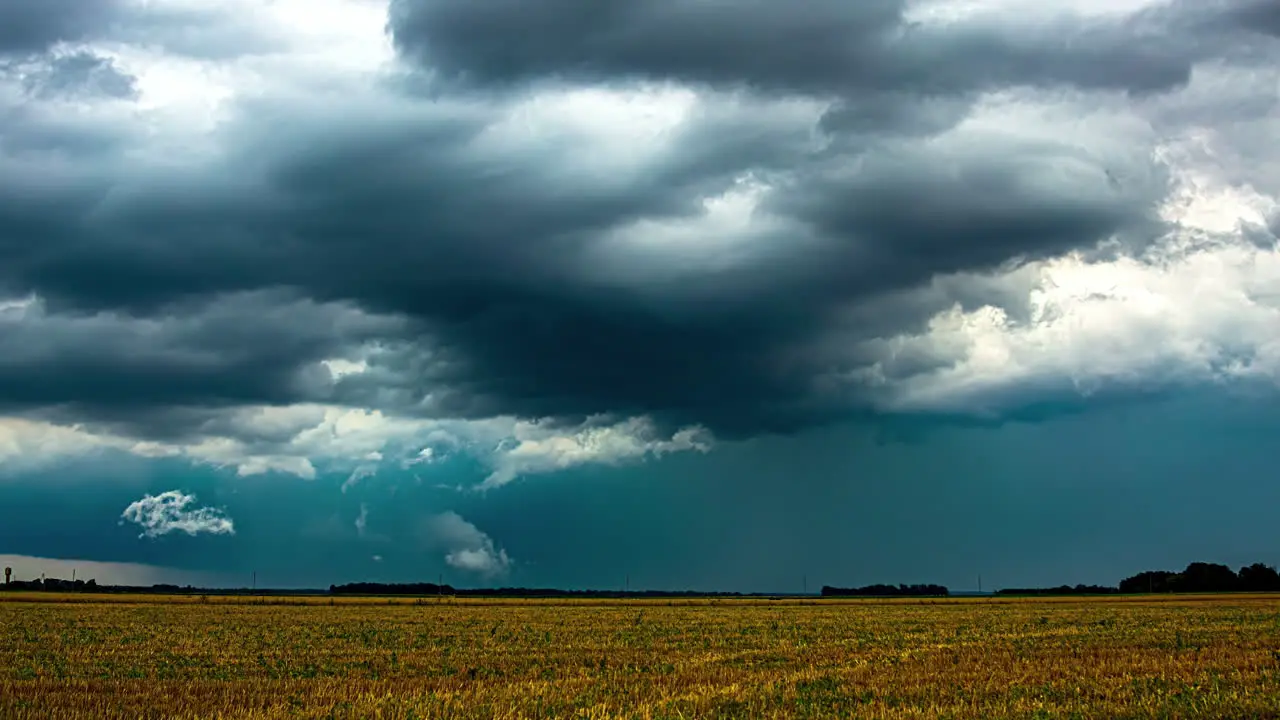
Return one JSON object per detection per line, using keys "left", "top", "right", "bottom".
{"left": 1, "top": 0, "right": 1278, "bottom": 591}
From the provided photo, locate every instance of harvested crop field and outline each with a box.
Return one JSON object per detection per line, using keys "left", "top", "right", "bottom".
{"left": 2, "top": 593, "right": 1279, "bottom": 719}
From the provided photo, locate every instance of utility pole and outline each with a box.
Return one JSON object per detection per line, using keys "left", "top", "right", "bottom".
{"left": 252, "top": 571, "right": 256, "bottom": 593}
{"left": 978, "top": 574, "right": 982, "bottom": 593}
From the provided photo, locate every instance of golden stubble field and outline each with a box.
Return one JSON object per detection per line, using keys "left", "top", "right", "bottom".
{"left": 2, "top": 594, "right": 1279, "bottom": 719}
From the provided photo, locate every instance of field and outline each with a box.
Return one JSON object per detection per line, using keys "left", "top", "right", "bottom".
{"left": 2, "top": 594, "right": 1279, "bottom": 719}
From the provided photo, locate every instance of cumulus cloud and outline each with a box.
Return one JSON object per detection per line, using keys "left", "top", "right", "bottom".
{"left": 2, "top": 401, "right": 710, "bottom": 488}
{"left": 422, "top": 511, "right": 512, "bottom": 577}
{"left": 847, "top": 151, "right": 1280, "bottom": 415}
{"left": 1, "top": 0, "right": 1279, "bottom": 479}
{"left": 483, "top": 416, "right": 712, "bottom": 489}
{"left": 120, "top": 491, "right": 235, "bottom": 539}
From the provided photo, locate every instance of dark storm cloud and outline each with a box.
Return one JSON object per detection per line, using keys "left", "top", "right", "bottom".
{"left": 766, "top": 137, "right": 1165, "bottom": 295}
{"left": 2, "top": 93, "right": 794, "bottom": 314}
{"left": 0, "top": 0, "right": 121, "bottom": 55}
{"left": 0, "top": 89, "right": 846, "bottom": 436}
{"left": 389, "top": 0, "right": 1202, "bottom": 99}
{"left": 1229, "top": 0, "right": 1280, "bottom": 36}
{"left": 1, "top": 0, "right": 1276, "bottom": 442}
{"left": 0, "top": 293, "right": 403, "bottom": 439}
{"left": 0, "top": 85, "right": 1162, "bottom": 437}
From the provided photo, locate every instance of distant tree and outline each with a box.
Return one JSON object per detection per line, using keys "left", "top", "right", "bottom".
{"left": 1238, "top": 563, "right": 1280, "bottom": 592}
{"left": 820, "top": 584, "right": 948, "bottom": 598}
{"left": 995, "top": 585, "right": 1117, "bottom": 596}
{"left": 1179, "top": 562, "right": 1238, "bottom": 593}
{"left": 1119, "top": 562, "right": 1276, "bottom": 594}
{"left": 1119, "top": 570, "right": 1178, "bottom": 594}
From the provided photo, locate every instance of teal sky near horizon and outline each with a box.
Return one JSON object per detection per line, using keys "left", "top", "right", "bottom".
{"left": 4, "top": 391, "right": 1278, "bottom": 591}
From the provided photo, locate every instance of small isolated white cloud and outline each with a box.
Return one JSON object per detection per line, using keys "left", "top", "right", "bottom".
{"left": 403, "top": 446, "right": 437, "bottom": 467}
{"left": 445, "top": 547, "right": 512, "bottom": 575}
{"left": 423, "top": 511, "right": 512, "bottom": 577}
{"left": 371, "top": 554, "right": 383, "bottom": 563}
{"left": 481, "top": 416, "right": 713, "bottom": 489}
{"left": 120, "top": 491, "right": 235, "bottom": 539}
{"left": 400, "top": 429, "right": 464, "bottom": 469}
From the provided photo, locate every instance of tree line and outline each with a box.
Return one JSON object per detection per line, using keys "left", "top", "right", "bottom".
{"left": 5, "top": 560, "right": 1278, "bottom": 597}
{"left": 2, "top": 578, "right": 98, "bottom": 592}
{"left": 993, "top": 584, "right": 1117, "bottom": 596}
{"left": 996, "top": 562, "right": 1280, "bottom": 595}
{"left": 329, "top": 583, "right": 780, "bottom": 598}
{"left": 1116, "top": 562, "right": 1280, "bottom": 594}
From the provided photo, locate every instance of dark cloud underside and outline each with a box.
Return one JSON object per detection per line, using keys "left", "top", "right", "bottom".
{"left": 0, "top": 0, "right": 120, "bottom": 55}
{"left": 389, "top": 0, "right": 1204, "bottom": 97}
{"left": 0, "top": 0, "right": 1276, "bottom": 442}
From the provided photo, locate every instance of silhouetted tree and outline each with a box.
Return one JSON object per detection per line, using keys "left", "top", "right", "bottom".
{"left": 1238, "top": 563, "right": 1280, "bottom": 592}
{"left": 995, "top": 584, "right": 1117, "bottom": 596}
{"left": 820, "top": 584, "right": 948, "bottom": 597}
{"left": 1119, "top": 562, "right": 1273, "bottom": 594}
{"left": 1119, "top": 570, "right": 1178, "bottom": 594}
{"left": 1178, "top": 562, "right": 1238, "bottom": 592}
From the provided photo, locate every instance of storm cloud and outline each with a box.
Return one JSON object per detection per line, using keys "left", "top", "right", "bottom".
{"left": 0, "top": 0, "right": 121, "bottom": 55}
{"left": 389, "top": 0, "right": 1206, "bottom": 97}
{"left": 1, "top": 0, "right": 1278, "bottom": 482}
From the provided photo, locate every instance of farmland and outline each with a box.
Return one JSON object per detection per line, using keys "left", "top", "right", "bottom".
{"left": 2, "top": 594, "right": 1279, "bottom": 719}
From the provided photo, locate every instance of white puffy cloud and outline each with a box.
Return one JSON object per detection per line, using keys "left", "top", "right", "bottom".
{"left": 120, "top": 490, "right": 235, "bottom": 539}
{"left": 422, "top": 511, "right": 512, "bottom": 577}
{"left": 482, "top": 416, "right": 713, "bottom": 489}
